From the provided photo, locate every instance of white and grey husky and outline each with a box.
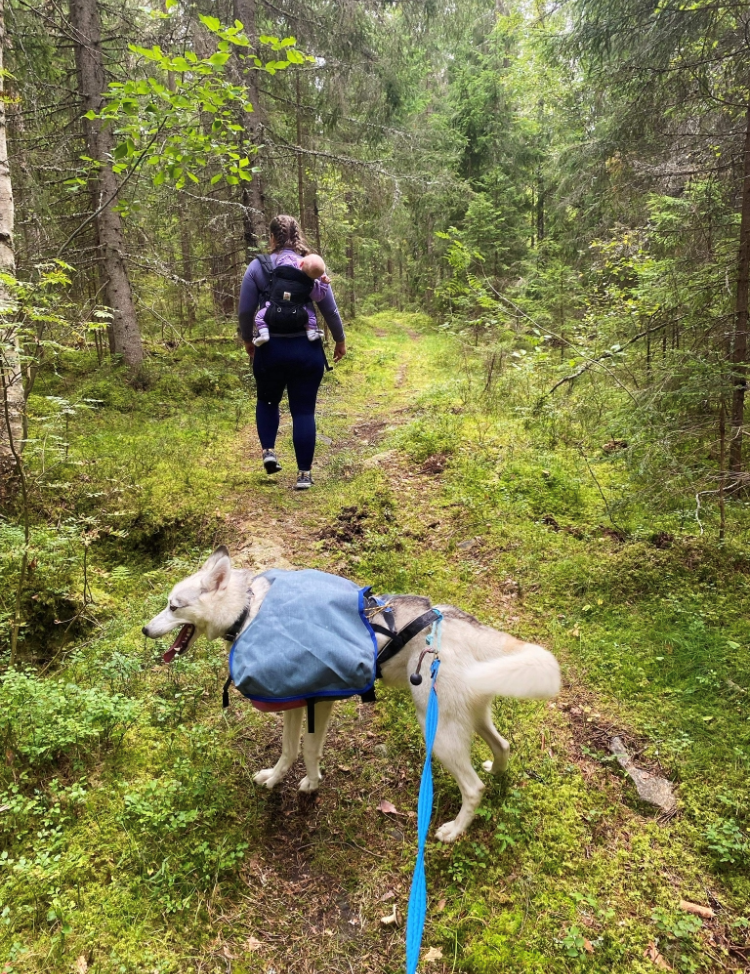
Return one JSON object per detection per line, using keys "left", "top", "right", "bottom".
{"left": 143, "top": 547, "right": 560, "bottom": 842}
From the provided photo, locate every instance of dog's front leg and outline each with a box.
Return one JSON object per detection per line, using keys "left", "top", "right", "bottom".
{"left": 254, "top": 707, "right": 304, "bottom": 789}
{"left": 299, "top": 700, "right": 334, "bottom": 793}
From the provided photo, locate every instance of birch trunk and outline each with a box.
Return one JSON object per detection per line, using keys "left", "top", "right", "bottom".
{"left": 70, "top": 0, "right": 143, "bottom": 368}
{"left": 0, "top": 0, "right": 22, "bottom": 460}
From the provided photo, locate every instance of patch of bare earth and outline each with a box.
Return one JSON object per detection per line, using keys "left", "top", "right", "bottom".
{"left": 199, "top": 705, "right": 420, "bottom": 973}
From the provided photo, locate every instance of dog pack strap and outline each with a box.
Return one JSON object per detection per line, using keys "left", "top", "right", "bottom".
{"left": 222, "top": 674, "right": 233, "bottom": 709}
{"left": 376, "top": 608, "right": 441, "bottom": 677}
{"left": 307, "top": 699, "right": 315, "bottom": 734}
{"left": 365, "top": 593, "right": 396, "bottom": 638}
{"left": 370, "top": 623, "right": 396, "bottom": 638}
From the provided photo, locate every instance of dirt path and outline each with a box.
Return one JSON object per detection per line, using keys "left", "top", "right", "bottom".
{"left": 200, "top": 319, "right": 743, "bottom": 974}
{"left": 207, "top": 333, "right": 434, "bottom": 973}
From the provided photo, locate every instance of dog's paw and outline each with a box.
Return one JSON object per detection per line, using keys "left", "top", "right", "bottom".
{"left": 435, "top": 820, "right": 464, "bottom": 843}
{"left": 254, "top": 768, "right": 280, "bottom": 789}
{"left": 482, "top": 760, "right": 494, "bottom": 773}
{"left": 298, "top": 775, "right": 320, "bottom": 793}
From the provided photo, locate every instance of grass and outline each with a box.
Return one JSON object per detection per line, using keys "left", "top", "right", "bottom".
{"left": 0, "top": 311, "right": 748, "bottom": 972}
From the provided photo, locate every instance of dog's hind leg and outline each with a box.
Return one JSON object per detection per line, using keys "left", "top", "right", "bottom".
{"left": 476, "top": 706, "right": 510, "bottom": 775}
{"left": 432, "top": 723, "right": 486, "bottom": 843}
{"left": 254, "top": 706, "right": 304, "bottom": 789}
{"left": 299, "top": 700, "right": 334, "bottom": 793}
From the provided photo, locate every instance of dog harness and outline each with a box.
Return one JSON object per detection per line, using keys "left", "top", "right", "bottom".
{"left": 220, "top": 572, "right": 441, "bottom": 729}
{"left": 219, "top": 573, "right": 445, "bottom": 974}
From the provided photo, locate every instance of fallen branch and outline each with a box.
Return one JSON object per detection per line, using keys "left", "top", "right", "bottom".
{"left": 544, "top": 321, "right": 669, "bottom": 397}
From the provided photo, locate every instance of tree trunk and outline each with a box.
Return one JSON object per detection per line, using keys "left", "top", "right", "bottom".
{"left": 70, "top": 0, "right": 143, "bottom": 367}
{"left": 729, "top": 94, "right": 750, "bottom": 473}
{"left": 295, "top": 72, "right": 306, "bottom": 230}
{"left": 345, "top": 193, "right": 355, "bottom": 319}
{"left": 233, "top": 0, "right": 265, "bottom": 260}
{"left": 536, "top": 171, "right": 545, "bottom": 243}
{"left": 346, "top": 233, "right": 355, "bottom": 319}
{"left": 0, "top": 0, "right": 22, "bottom": 461}
{"left": 179, "top": 215, "right": 196, "bottom": 330}
{"left": 311, "top": 184, "right": 322, "bottom": 254}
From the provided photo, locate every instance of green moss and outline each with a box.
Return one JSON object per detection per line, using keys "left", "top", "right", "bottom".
{"left": 2, "top": 311, "right": 748, "bottom": 971}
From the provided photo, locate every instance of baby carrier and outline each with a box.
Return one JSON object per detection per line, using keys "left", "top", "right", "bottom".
{"left": 257, "top": 254, "right": 314, "bottom": 336}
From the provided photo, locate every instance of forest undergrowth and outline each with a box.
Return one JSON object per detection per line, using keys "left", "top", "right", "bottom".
{"left": 1, "top": 311, "right": 749, "bottom": 974}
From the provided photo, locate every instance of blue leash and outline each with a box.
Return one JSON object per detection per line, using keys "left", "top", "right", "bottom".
{"left": 405, "top": 614, "right": 442, "bottom": 974}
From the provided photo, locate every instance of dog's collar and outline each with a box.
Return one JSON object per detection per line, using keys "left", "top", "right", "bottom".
{"left": 222, "top": 605, "right": 250, "bottom": 643}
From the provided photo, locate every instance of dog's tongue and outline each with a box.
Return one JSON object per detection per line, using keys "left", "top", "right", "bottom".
{"left": 163, "top": 624, "right": 196, "bottom": 663}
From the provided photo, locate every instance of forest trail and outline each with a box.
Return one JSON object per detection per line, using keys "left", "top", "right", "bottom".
{"left": 208, "top": 320, "right": 452, "bottom": 974}
{"left": 180, "top": 313, "right": 745, "bottom": 974}
{"left": 223, "top": 322, "right": 438, "bottom": 576}
{"left": 3, "top": 314, "right": 747, "bottom": 974}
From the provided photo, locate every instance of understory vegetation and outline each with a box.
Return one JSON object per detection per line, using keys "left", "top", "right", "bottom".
{"left": 2, "top": 0, "right": 750, "bottom": 969}
{"left": 1, "top": 313, "right": 748, "bottom": 973}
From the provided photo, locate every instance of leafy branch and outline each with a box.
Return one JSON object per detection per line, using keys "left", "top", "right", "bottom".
{"left": 87, "top": 14, "right": 312, "bottom": 191}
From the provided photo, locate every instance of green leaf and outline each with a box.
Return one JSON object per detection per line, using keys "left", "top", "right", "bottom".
{"left": 200, "top": 14, "right": 221, "bottom": 31}
{"left": 208, "top": 52, "right": 231, "bottom": 67}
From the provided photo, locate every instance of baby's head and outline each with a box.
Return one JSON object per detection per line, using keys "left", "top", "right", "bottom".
{"left": 300, "top": 253, "right": 326, "bottom": 280}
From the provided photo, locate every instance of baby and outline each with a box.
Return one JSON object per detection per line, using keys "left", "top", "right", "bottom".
{"left": 253, "top": 253, "right": 330, "bottom": 346}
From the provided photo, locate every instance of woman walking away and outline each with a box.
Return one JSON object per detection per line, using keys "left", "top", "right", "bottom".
{"left": 238, "top": 215, "right": 346, "bottom": 490}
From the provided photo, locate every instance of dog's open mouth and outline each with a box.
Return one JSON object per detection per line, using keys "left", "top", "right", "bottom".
{"left": 163, "top": 624, "right": 196, "bottom": 663}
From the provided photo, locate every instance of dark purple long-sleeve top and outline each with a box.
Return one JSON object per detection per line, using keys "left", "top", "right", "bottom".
{"left": 238, "top": 249, "right": 345, "bottom": 343}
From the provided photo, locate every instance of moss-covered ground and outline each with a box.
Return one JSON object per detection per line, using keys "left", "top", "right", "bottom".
{"left": 1, "top": 312, "right": 748, "bottom": 973}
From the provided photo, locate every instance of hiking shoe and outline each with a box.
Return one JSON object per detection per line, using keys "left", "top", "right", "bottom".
{"left": 262, "top": 449, "right": 282, "bottom": 474}
{"left": 295, "top": 470, "right": 313, "bottom": 490}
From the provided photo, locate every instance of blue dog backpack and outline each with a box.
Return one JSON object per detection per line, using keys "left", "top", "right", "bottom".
{"left": 227, "top": 569, "right": 378, "bottom": 719}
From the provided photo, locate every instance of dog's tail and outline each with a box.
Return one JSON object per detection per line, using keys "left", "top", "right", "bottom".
{"left": 463, "top": 644, "right": 560, "bottom": 700}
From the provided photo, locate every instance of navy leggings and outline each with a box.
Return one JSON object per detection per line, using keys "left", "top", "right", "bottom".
{"left": 253, "top": 337, "right": 326, "bottom": 471}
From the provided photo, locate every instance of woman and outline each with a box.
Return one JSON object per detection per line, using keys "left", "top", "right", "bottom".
{"left": 238, "top": 215, "right": 346, "bottom": 491}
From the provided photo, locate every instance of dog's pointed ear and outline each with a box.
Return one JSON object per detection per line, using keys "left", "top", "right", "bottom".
{"left": 201, "top": 545, "right": 231, "bottom": 572}
{"left": 201, "top": 546, "right": 231, "bottom": 593}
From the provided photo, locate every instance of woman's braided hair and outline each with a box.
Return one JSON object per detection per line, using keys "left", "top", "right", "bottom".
{"left": 269, "top": 215, "right": 310, "bottom": 257}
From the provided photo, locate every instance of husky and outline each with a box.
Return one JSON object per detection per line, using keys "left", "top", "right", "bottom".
{"left": 143, "top": 547, "right": 560, "bottom": 842}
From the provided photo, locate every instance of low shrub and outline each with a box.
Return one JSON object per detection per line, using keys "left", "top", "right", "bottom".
{"left": 0, "top": 669, "right": 141, "bottom": 766}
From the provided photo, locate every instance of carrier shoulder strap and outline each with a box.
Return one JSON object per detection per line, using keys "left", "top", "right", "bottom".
{"left": 257, "top": 253, "right": 275, "bottom": 302}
